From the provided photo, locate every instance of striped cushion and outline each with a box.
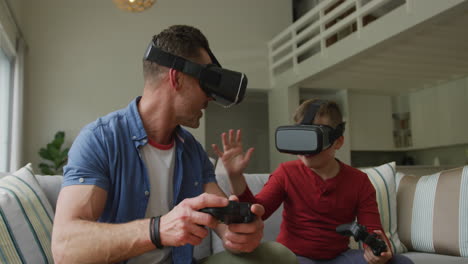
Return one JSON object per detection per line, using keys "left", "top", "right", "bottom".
{"left": 396, "top": 166, "right": 468, "bottom": 257}
{"left": 357, "top": 162, "right": 407, "bottom": 254}
{"left": 0, "top": 163, "right": 54, "bottom": 263}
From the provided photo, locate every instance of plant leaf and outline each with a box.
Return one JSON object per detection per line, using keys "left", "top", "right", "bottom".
{"left": 39, "top": 131, "right": 68, "bottom": 175}
{"left": 53, "top": 131, "right": 65, "bottom": 148}
{"left": 39, "top": 148, "right": 53, "bottom": 161}
{"left": 39, "top": 163, "right": 54, "bottom": 175}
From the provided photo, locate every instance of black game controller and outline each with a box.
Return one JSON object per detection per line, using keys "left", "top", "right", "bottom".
{"left": 336, "top": 221, "right": 387, "bottom": 256}
{"left": 199, "top": 201, "right": 255, "bottom": 224}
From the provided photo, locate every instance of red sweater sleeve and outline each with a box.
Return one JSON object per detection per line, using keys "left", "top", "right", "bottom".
{"left": 356, "top": 175, "right": 391, "bottom": 250}
{"left": 238, "top": 167, "right": 287, "bottom": 220}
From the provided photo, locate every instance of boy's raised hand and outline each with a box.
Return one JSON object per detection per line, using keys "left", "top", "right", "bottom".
{"left": 212, "top": 129, "right": 254, "bottom": 177}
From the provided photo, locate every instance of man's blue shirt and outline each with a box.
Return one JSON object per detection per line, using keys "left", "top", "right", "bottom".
{"left": 63, "top": 97, "right": 217, "bottom": 264}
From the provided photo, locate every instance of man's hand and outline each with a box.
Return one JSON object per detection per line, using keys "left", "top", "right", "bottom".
{"left": 363, "top": 230, "right": 393, "bottom": 264}
{"left": 212, "top": 129, "right": 254, "bottom": 177}
{"left": 221, "top": 195, "right": 264, "bottom": 253}
{"left": 159, "top": 193, "right": 228, "bottom": 247}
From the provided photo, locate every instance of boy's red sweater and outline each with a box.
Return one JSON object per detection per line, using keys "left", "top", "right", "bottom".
{"left": 238, "top": 160, "right": 386, "bottom": 260}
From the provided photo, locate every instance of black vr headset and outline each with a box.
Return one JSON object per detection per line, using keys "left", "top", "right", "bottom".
{"left": 275, "top": 100, "right": 345, "bottom": 155}
{"left": 144, "top": 41, "right": 247, "bottom": 108}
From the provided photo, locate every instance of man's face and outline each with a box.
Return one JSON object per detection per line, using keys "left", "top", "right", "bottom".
{"left": 176, "top": 48, "right": 213, "bottom": 128}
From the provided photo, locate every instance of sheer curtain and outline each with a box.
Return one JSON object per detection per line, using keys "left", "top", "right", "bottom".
{"left": 0, "top": 0, "right": 25, "bottom": 172}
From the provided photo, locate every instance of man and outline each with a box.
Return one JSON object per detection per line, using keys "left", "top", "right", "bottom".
{"left": 52, "top": 25, "right": 296, "bottom": 264}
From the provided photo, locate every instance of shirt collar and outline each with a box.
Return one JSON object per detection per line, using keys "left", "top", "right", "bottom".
{"left": 125, "top": 96, "right": 147, "bottom": 143}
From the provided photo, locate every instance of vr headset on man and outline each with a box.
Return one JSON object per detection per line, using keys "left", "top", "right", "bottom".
{"left": 143, "top": 41, "right": 247, "bottom": 108}
{"left": 275, "top": 100, "right": 345, "bottom": 155}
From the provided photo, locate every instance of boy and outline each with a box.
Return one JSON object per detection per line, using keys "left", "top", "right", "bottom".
{"left": 213, "top": 99, "right": 413, "bottom": 264}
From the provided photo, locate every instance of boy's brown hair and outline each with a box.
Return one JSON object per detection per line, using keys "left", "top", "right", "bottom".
{"left": 293, "top": 99, "right": 343, "bottom": 128}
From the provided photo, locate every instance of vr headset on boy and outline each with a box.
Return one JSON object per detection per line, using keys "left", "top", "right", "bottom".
{"left": 144, "top": 41, "right": 247, "bottom": 108}
{"left": 275, "top": 100, "right": 345, "bottom": 155}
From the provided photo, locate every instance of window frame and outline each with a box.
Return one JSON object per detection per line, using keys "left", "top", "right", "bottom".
{"left": 0, "top": 35, "right": 15, "bottom": 172}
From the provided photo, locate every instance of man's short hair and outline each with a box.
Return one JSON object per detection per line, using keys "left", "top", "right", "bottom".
{"left": 143, "top": 25, "right": 211, "bottom": 83}
{"left": 293, "top": 99, "right": 343, "bottom": 128}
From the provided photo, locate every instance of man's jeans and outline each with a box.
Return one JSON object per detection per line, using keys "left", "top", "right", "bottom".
{"left": 199, "top": 241, "right": 298, "bottom": 264}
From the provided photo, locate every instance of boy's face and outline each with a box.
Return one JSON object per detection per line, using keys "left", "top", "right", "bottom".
{"left": 297, "top": 116, "right": 343, "bottom": 168}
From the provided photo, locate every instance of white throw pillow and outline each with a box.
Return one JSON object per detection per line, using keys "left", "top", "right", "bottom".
{"left": 0, "top": 163, "right": 54, "bottom": 263}
{"left": 359, "top": 162, "right": 407, "bottom": 254}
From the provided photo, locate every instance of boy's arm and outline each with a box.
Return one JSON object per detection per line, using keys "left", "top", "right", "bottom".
{"left": 212, "top": 129, "right": 286, "bottom": 220}
{"left": 356, "top": 175, "right": 384, "bottom": 230}
{"left": 356, "top": 176, "right": 393, "bottom": 258}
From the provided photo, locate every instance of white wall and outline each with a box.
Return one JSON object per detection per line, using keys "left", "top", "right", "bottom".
{"left": 18, "top": 0, "right": 292, "bottom": 170}
{"left": 206, "top": 91, "right": 270, "bottom": 173}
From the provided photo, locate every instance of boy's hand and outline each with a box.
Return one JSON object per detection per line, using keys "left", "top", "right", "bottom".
{"left": 212, "top": 129, "right": 254, "bottom": 177}
{"left": 363, "top": 230, "right": 393, "bottom": 264}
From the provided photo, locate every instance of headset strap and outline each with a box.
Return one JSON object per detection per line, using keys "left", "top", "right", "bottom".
{"left": 301, "top": 100, "right": 345, "bottom": 143}
{"left": 300, "top": 100, "right": 328, "bottom": 125}
{"left": 144, "top": 44, "right": 204, "bottom": 76}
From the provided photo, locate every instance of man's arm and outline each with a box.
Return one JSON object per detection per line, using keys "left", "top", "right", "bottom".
{"left": 53, "top": 184, "right": 230, "bottom": 263}
{"left": 52, "top": 185, "right": 155, "bottom": 264}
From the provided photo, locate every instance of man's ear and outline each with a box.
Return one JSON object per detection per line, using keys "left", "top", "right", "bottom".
{"left": 168, "top": 68, "right": 180, "bottom": 89}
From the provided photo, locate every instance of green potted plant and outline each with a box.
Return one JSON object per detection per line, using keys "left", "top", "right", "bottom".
{"left": 38, "top": 131, "right": 70, "bottom": 175}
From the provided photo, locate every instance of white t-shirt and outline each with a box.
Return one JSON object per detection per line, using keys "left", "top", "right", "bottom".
{"left": 128, "top": 139, "right": 175, "bottom": 264}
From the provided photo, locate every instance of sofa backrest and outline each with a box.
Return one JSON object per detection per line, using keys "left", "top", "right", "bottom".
{"left": 35, "top": 175, "right": 63, "bottom": 212}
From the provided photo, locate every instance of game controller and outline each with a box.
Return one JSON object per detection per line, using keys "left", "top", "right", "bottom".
{"left": 336, "top": 221, "right": 387, "bottom": 256}
{"left": 199, "top": 201, "right": 255, "bottom": 224}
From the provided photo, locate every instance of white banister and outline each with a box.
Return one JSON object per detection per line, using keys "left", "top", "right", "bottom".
{"left": 268, "top": 0, "right": 401, "bottom": 81}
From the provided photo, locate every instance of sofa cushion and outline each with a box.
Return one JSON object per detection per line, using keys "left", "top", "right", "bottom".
{"left": 0, "top": 163, "right": 54, "bottom": 263}
{"left": 396, "top": 166, "right": 468, "bottom": 257}
{"left": 358, "top": 162, "right": 407, "bottom": 254}
{"left": 401, "top": 252, "right": 468, "bottom": 264}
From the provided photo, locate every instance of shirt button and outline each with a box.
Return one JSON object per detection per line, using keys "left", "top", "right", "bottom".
{"left": 194, "top": 181, "right": 199, "bottom": 186}
{"left": 142, "top": 139, "right": 147, "bottom": 143}
{"left": 144, "top": 191, "right": 150, "bottom": 196}
{"left": 79, "top": 178, "right": 84, "bottom": 183}
{"left": 132, "top": 136, "right": 137, "bottom": 139}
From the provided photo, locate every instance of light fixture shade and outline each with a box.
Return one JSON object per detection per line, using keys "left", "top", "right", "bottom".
{"left": 113, "top": 0, "right": 156, "bottom": 13}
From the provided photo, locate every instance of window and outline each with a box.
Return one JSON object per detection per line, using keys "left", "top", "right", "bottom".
{"left": 0, "top": 46, "right": 13, "bottom": 172}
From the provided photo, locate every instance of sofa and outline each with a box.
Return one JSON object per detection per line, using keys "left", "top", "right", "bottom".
{"left": 207, "top": 161, "right": 468, "bottom": 264}
{"left": 0, "top": 162, "right": 467, "bottom": 264}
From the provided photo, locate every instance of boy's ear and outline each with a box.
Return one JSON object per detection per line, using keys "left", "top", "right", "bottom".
{"left": 333, "top": 136, "right": 344, "bottom": 150}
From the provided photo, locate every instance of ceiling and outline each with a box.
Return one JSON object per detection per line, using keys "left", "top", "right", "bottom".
{"left": 299, "top": 2, "right": 468, "bottom": 95}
